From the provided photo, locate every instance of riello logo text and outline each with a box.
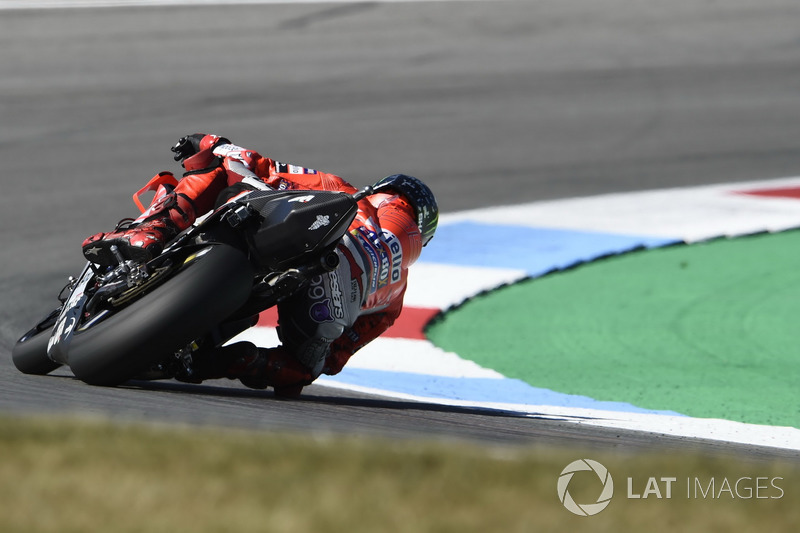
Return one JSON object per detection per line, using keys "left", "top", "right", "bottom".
{"left": 626, "top": 475, "right": 784, "bottom": 500}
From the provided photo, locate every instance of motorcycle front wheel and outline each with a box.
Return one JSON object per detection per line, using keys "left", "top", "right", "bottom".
{"left": 12, "top": 308, "right": 62, "bottom": 376}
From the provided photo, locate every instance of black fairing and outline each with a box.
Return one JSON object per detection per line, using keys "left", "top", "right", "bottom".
{"left": 242, "top": 190, "right": 358, "bottom": 269}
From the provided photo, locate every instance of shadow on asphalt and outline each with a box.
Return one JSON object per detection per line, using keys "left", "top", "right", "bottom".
{"left": 119, "top": 378, "right": 553, "bottom": 421}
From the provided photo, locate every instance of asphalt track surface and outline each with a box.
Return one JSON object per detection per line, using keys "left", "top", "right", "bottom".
{"left": 2, "top": 0, "right": 800, "bottom": 458}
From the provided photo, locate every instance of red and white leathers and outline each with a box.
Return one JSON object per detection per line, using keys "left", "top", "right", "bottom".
{"left": 162, "top": 135, "right": 423, "bottom": 388}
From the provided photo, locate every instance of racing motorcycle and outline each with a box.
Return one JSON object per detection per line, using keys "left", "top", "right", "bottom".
{"left": 12, "top": 186, "right": 366, "bottom": 386}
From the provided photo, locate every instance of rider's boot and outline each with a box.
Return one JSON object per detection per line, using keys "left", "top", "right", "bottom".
{"left": 229, "top": 346, "right": 312, "bottom": 396}
{"left": 82, "top": 191, "right": 196, "bottom": 267}
{"left": 82, "top": 130, "right": 239, "bottom": 268}
{"left": 180, "top": 341, "right": 311, "bottom": 398}
{"left": 81, "top": 147, "right": 226, "bottom": 267}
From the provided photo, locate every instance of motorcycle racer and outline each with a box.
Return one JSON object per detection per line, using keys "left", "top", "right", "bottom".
{"left": 81, "top": 134, "right": 438, "bottom": 397}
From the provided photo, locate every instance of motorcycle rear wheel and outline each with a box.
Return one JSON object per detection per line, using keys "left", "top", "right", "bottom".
{"left": 67, "top": 243, "right": 254, "bottom": 386}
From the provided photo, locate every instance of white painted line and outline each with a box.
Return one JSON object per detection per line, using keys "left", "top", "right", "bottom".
{"left": 441, "top": 176, "right": 800, "bottom": 242}
{"left": 404, "top": 263, "right": 527, "bottom": 309}
{"left": 340, "top": 338, "right": 506, "bottom": 379}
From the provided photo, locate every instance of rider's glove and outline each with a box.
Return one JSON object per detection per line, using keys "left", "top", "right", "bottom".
{"left": 171, "top": 134, "right": 204, "bottom": 162}
{"left": 171, "top": 133, "right": 230, "bottom": 163}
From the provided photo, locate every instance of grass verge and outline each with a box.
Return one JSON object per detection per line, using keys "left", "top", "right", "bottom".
{"left": 0, "top": 415, "right": 797, "bottom": 532}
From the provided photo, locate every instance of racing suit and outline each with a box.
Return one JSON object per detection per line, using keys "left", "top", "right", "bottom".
{"left": 113, "top": 135, "right": 423, "bottom": 394}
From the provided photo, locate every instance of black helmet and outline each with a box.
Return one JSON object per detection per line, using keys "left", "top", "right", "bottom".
{"left": 373, "top": 174, "right": 438, "bottom": 246}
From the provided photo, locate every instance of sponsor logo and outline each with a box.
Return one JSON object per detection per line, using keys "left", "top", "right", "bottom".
{"left": 353, "top": 228, "right": 381, "bottom": 292}
{"left": 63, "top": 316, "right": 76, "bottom": 337}
{"left": 308, "top": 214, "right": 330, "bottom": 230}
{"left": 276, "top": 162, "right": 318, "bottom": 175}
{"left": 213, "top": 143, "right": 242, "bottom": 156}
{"left": 328, "top": 271, "right": 344, "bottom": 320}
{"left": 288, "top": 194, "right": 315, "bottom": 204}
{"left": 381, "top": 229, "right": 403, "bottom": 284}
{"left": 350, "top": 226, "right": 405, "bottom": 291}
{"left": 307, "top": 274, "right": 344, "bottom": 323}
{"left": 350, "top": 279, "right": 360, "bottom": 303}
{"left": 310, "top": 300, "right": 333, "bottom": 323}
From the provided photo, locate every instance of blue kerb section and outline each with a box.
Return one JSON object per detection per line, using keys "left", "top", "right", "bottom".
{"left": 423, "top": 221, "right": 680, "bottom": 276}
{"left": 324, "top": 369, "right": 683, "bottom": 416}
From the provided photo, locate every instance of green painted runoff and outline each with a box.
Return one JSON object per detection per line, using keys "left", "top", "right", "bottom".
{"left": 426, "top": 231, "right": 800, "bottom": 428}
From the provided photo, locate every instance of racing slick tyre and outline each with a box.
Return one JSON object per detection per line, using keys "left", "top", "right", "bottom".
{"left": 67, "top": 244, "right": 254, "bottom": 386}
{"left": 12, "top": 309, "right": 62, "bottom": 376}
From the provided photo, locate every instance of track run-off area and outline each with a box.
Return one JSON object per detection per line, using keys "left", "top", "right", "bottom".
{"left": 2, "top": 0, "right": 800, "bottom": 457}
